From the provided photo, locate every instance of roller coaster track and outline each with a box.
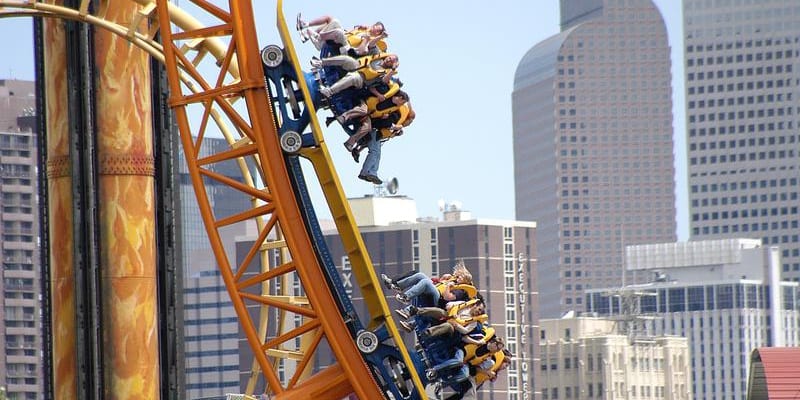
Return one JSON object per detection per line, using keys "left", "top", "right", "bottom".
{"left": 0, "top": 1, "right": 429, "bottom": 399}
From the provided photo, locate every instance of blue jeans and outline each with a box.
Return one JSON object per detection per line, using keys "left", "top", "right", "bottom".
{"left": 397, "top": 272, "right": 440, "bottom": 305}
{"left": 360, "top": 129, "right": 382, "bottom": 177}
{"left": 438, "top": 348, "right": 469, "bottom": 385}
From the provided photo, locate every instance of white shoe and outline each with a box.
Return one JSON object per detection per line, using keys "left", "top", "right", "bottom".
{"left": 395, "top": 308, "right": 411, "bottom": 320}
{"left": 399, "top": 320, "right": 415, "bottom": 332}
{"left": 395, "top": 293, "right": 410, "bottom": 304}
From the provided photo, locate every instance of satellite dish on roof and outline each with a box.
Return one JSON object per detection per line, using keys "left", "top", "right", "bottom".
{"left": 386, "top": 177, "right": 399, "bottom": 195}
{"left": 375, "top": 177, "right": 399, "bottom": 197}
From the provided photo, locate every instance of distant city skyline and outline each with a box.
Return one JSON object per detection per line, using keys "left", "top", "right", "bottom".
{"left": 0, "top": 1, "right": 690, "bottom": 239}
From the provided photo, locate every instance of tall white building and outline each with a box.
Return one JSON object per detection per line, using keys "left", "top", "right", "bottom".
{"left": 586, "top": 239, "right": 800, "bottom": 400}
{"left": 539, "top": 317, "right": 691, "bottom": 400}
{"left": 683, "top": 0, "right": 800, "bottom": 280}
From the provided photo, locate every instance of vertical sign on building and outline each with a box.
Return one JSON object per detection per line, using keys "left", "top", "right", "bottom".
{"left": 516, "top": 252, "right": 530, "bottom": 400}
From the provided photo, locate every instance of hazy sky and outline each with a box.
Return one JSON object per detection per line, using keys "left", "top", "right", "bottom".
{"left": 0, "top": 1, "right": 688, "bottom": 240}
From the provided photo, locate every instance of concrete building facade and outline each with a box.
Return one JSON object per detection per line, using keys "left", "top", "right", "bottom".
{"left": 0, "top": 79, "right": 42, "bottom": 399}
{"left": 334, "top": 197, "right": 539, "bottom": 400}
{"left": 539, "top": 317, "right": 691, "bottom": 400}
{"left": 683, "top": 0, "right": 800, "bottom": 280}
{"left": 586, "top": 239, "right": 800, "bottom": 400}
{"left": 513, "top": 0, "right": 677, "bottom": 318}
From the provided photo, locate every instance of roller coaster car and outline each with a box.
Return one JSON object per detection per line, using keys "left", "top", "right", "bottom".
{"left": 260, "top": 44, "right": 323, "bottom": 154}
{"left": 310, "top": 42, "right": 377, "bottom": 139}
{"left": 261, "top": 42, "right": 373, "bottom": 153}
{"left": 404, "top": 298, "right": 471, "bottom": 391}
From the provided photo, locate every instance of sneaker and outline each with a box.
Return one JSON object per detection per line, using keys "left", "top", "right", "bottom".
{"left": 395, "top": 293, "right": 410, "bottom": 304}
{"left": 399, "top": 320, "right": 414, "bottom": 332}
{"left": 358, "top": 174, "right": 382, "bottom": 185}
{"left": 395, "top": 308, "right": 411, "bottom": 320}
{"left": 381, "top": 273, "right": 400, "bottom": 291}
{"left": 325, "top": 116, "right": 336, "bottom": 127}
{"left": 296, "top": 13, "right": 307, "bottom": 31}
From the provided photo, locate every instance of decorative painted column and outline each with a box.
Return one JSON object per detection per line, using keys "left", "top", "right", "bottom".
{"left": 43, "top": 11, "right": 78, "bottom": 400}
{"left": 94, "top": 3, "right": 160, "bottom": 398}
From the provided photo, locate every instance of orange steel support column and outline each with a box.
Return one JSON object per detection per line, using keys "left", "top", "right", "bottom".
{"left": 94, "top": 3, "right": 160, "bottom": 398}
{"left": 229, "top": 2, "right": 380, "bottom": 398}
{"left": 43, "top": 11, "right": 78, "bottom": 400}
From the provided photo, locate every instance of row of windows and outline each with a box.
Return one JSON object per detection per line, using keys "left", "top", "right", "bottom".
{"left": 185, "top": 365, "right": 239, "bottom": 374}
{"left": 688, "top": 78, "right": 792, "bottom": 95}
{"left": 183, "top": 317, "right": 239, "bottom": 326}
{"left": 588, "top": 284, "right": 799, "bottom": 313}
{"left": 185, "top": 380, "right": 239, "bottom": 390}
{"left": 691, "top": 149, "right": 797, "bottom": 164}
{"left": 692, "top": 177, "right": 798, "bottom": 192}
{"left": 690, "top": 94, "right": 793, "bottom": 110}
{"left": 689, "top": 112, "right": 796, "bottom": 125}
{"left": 691, "top": 135, "right": 797, "bottom": 149}
{"left": 540, "top": 384, "right": 610, "bottom": 399}
{"left": 692, "top": 207, "right": 799, "bottom": 221}
{"left": 564, "top": 297, "right": 583, "bottom": 306}
{"left": 694, "top": 191, "right": 799, "bottom": 208}
{"left": 688, "top": 64, "right": 794, "bottom": 82}
{"left": 692, "top": 224, "right": 800, "bottom": 244}
{"left": 184, "top": 348, "right": 239, "bottom": 358}
{"left": 184, "top": 332, "right": 239, "bottom": 343}
{"left": 687, "top": 49, "right": 795, "bottom": 66}
{"left": 686, "top": 37, "right": 799, "bottom": 53}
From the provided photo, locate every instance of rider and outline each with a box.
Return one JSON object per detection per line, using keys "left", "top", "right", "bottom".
{"left": 298, "top": 14, "right": 387, "bottom": 56}
{"left": 473, "top": 349, "right": 513, "bottom": 389}
{"left": 312, "top": 52, "right": 399, "bottom": 99}
{"left": 351, "top": 101, "right": 414, "bottom": 183}
{"left": 328, "top": 90, "right": 409, "bottom": 156}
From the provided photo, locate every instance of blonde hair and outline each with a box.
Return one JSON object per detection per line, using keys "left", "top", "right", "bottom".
{"left": 452, "top": 260, "right": 473, "bottom": 285}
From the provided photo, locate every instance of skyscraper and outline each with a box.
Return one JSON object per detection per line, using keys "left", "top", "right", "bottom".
{"left": 0, "top": 79, "right": 42, "bottom": 398}
{"left": 683, "top": 0, "right": 800, "bottom": 279}
{"left": 513, "top": 0, "right": 677, "bottom": 318}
